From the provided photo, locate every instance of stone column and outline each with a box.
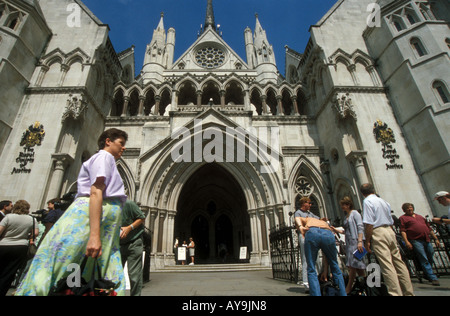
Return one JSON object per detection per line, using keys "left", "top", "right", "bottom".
{"left": 149, "top": 209, "right": 158, "bottom": 252}
{"left": 153, "top": 96, "right": 161, "bottom": 116}
{"left": 347, "top": 64, "right": 359, "bottom": 86}
{"left": 267, "top": 207, "right": 276, "bottom": 230}
{"left": 46, "top": 153, "right": 73, "bottom": 202}
{"left": 137, "top": 95, "right": 145, "bottom": 116}
{"left": 35, "top": 65, "right": 49, "bottom": 87}
{"left": 261, "top": 95, "right": 268, "bottom": 114}
{"left": 276, "top": 95, "right": 284, "bottom": 116}
{"left": 157, "top": 210, "right": 166, "bottom": 252}
{"left": 58, "top": 64, "right": 69, "bottom": 86}
{"left": 121, "top": 96, "right": 130, "bottom": 117}
{"left": 346, "top": 150, "right": 369, "bottom": 187}
{"left": 259, "top": 210, "right": 268, "bottom": 251}
{"left": 248, "top": 210, "right": 259, "bottom": 264}
{"left": 291, "top": 95, "right": 300, "bottom": 115}
{"left": 196, "top": 90, "right": 202, "bottom": 107}
{"left": 276, "top": 205, "right": 285, "bottom": 226}
{"left": 220, "top": 90, "right": 226, "bottom": 107}
{"left": 166, "top": 210, "right": 176, "bottom": 252}
{"left": 248, "top": 210, "right": 258, "bottom": 252}
{"left": 367, "top": 65, "right": 381, "bottom": 87}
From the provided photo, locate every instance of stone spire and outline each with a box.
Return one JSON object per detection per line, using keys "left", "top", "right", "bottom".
{"left": 204, "top": 0, "right": 216, "bottom": 32}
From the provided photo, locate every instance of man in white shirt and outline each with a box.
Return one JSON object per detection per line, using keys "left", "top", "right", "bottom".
{"left": 432, "top": 191, "right": 450, "bottom": 230}
{"left": 361, "top": 183, "right": 414, "bottom": 296}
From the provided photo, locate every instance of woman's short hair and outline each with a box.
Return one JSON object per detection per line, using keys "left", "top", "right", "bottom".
{"left": 12, "top": 200, "right": 31, "bottom": 215}
{"left": 339, "top": 196, "right": 354, "bottom": 209}
{"left": 97, "top": 128, "right": 128, "bottom": 150}
{"left": 297, "top": 197, "right": 311, "bottom": 208}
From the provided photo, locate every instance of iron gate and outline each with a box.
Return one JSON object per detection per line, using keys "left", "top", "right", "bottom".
{"left": 269, "top": 225, "right": 301, "bottom": 283}
{"left": 269, "top": 220, "right": 450, "bottom": 283}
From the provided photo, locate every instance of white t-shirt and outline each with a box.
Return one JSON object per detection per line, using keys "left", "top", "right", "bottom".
{"left": 362, "top": 194, "right": 394, "bottom": 228}
{"left": 0, "top": 214, "right": 37, "bottom": 246}
{"left": 76, "top": 150, "right": 127, "bottom": 203}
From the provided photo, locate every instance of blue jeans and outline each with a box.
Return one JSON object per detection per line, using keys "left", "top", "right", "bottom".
{"left": 410, "top": 239, "right": 437, "bottom": 281}
{"left": 304, "top": 227, "right": 347, "bottom": 296}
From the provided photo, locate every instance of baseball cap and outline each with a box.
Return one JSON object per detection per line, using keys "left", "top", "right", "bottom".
{"left": 434, "top": 191, "right": 449, "bottom": 199}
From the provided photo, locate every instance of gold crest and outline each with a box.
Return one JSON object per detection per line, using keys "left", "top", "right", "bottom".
{"left": 373, "top": 120, "right": 395, "bottom": 145}
{"left": 20, "top": 122, "right": 45, "bottom": 148}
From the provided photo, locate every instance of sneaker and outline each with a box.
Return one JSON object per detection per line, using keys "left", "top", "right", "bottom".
{"left": 431, "top": 280, "right": 440, "bottom": 286}
{"left": 189, "top": 263, "right": 194, "bottom": 265}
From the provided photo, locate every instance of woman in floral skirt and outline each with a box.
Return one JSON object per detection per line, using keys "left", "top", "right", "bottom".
{"left": 16, "top": 128, "right": 128, "bottom": 296}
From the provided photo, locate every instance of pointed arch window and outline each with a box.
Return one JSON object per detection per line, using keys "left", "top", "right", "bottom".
{"left": 391, "top": 15, "right": 406, "bottom": 32}
{"left": 406, "top": 14, "right": 416, "bottom": 24}
{"left": 433, "top": 81, "right": 449, "bottom": 104}
{"left": 410, "top": 37, "right": 427, "bottom": 57}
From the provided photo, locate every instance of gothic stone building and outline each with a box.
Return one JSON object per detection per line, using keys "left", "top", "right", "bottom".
{"left": 0, "top": 0, "right": 448, "bottom": 269}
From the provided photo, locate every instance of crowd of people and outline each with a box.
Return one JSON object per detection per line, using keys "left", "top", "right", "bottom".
{"left": 0, "top": 126, "right": 448, "bottom": 296}
{"left": 293, "top": 186, "right": 450, "bottom": 296}
{"left": 0, "top": 128, "right": 147, "bottom": 296}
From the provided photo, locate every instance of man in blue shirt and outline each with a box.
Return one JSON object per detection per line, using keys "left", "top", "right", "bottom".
{"left": 361, "top": 183, "right": 414, "bottom": 296}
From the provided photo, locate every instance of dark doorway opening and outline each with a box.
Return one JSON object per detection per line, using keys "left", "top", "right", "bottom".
{"left": 175, "top": 164, "right": 251, "bottom": 264}
{"left": 215, "top": 214, "right": 233, "bottom": 263}
{"left": 191, "top": 215, "right": 210, "bottom": 262}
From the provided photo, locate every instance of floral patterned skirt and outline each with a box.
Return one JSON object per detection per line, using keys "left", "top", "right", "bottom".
{"left": 16, "top": 197, "right": 125, "bottom": 296}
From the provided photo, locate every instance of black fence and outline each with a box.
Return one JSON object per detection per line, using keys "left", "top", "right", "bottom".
{"left": 269, "top": 225, "right": 301, "bottom": 283}
{"left": 392, "top": 220, "right": 450, "bottom": 282}
{"left": 269, "top": 220, "right": 450, "bottom": 284}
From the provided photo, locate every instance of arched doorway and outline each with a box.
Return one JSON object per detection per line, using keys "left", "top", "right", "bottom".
{"left": 175, "top": 164, "right": 251, "bottom": 264}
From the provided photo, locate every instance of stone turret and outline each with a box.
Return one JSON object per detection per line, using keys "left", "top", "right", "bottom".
{"left": 248, "top": 14, "right": 278, "bottom": 84}
{"left": 142, "top": 13, "right": 175, "bottom": 83}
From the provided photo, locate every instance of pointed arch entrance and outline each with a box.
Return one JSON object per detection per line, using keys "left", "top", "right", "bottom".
{"left": 175, "top": 163, "right": 251, "bottom": 263}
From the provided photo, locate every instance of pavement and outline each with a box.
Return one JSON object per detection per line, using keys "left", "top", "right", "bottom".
{"left": 7, "top": 264, "right": 450, "bottom": 297}
{"left": 133, "top": 266, "right": 450, "bottom": 297}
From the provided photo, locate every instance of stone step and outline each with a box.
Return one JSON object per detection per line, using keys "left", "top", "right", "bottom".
{"left": 155, "top": 263, "right": 272, "bottom": 273}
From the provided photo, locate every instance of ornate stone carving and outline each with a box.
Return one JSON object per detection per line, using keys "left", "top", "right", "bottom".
{"left": 332, "top": 92, "right": 357, "bottom": 120}
{"left": 62, "top": 94, "right": 88, "bottom": 123}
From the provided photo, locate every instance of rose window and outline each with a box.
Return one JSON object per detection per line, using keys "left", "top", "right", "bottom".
{"left": 295, "top": 177, "right": 313, "bottom": 197}
{"left": 195, "top": 47, "right": 225, "bottom": 69}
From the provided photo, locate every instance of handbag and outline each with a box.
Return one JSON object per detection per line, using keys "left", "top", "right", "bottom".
{"left": 27, "top": 216, "right": 38, "bottom": 260}
{"left": 49, "top": 256, "right": 119, "bottom": 296}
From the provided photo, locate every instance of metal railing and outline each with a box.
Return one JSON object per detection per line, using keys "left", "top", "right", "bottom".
{"left": 269, "top": 225, "right": 301, "bottom": 283}
{"left": 269, "top": 220, "right": 450, "bottom": 284}
{"left": 392, "top": 218, "right": 450, "bottom": 281}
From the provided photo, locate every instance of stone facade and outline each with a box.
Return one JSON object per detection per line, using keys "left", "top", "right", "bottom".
{"left": 0, "top": 0, "right": 448, "bottom": 270}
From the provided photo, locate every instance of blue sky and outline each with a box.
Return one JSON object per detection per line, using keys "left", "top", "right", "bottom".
{"left": 82, "top": 0, "right": 338, "bottom": 77}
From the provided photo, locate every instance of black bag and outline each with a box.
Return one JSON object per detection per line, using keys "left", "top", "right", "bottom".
{"left": 27, "top": 216, "right": 38, "bottom": 260}
{"left": 320, "top": 279, "right": 340, "bottom": 296}
{"left": 365, "top": 282, "right": 390, "bottom": 296}
{"left": 348, "top": 277, "right": 368, "bottom": 296}
{"left": 49, "top": 257, "right": 119, "bottom": 296}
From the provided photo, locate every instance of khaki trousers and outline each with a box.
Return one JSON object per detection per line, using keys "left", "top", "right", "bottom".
{"left": 372, "top": 226, "right": 414, "bottom": 296}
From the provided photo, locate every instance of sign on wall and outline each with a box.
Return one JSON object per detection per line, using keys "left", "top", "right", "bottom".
{"left": 11, "top": 122, "right": 45, "bottom": 175}
{"left": 373, "top": 120, "right": 403, "bottom": 170}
